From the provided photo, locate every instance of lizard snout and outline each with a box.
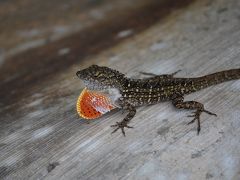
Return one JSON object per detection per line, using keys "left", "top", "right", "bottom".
{"left": 76, "top": 71, "right": 82, "bottom": 78}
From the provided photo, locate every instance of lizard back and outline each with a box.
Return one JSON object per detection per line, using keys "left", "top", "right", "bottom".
{"left": 121, "top": 68, "right": 240, "bottom": 106}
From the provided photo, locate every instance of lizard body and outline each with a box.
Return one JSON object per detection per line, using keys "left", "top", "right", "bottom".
{"left": 76, "top": 65, "right": 240, "bottom": 136}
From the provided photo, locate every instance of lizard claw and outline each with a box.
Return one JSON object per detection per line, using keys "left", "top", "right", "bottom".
{"left": 203, "top": 109, "right": 217, "bottom": 116}
{"left": 111, "top": 122, "right": 133, "bottom": 136}
{"left": 187, "top": 111, "right": 197, "bottom": 118}
{"left": 187, "top": 109, "right": 217, "bottom": 134}
{"left": 187, "top": 118, "right": 196, "bottom": 125}
{"left": 171, "top": 69, "right": 181, "bottom": 76}
{"left": 187, "top": 111, "right": 200, "bottom": 124}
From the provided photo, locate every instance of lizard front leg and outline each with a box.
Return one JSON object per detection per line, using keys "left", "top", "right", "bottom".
{"left": 111, "top": 103, "right": 136, "bottom": 136}
{"left": 172, "top": 95, "right": 217, "bottom": 134}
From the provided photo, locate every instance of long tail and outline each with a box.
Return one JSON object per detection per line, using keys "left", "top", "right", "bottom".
{"left": 195, "top": 68, "right": 240, "bottom": 89}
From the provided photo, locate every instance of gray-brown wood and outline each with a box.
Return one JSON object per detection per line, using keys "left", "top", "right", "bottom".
{"left": 1, "top": 0, "right": 240, "bottom": 179}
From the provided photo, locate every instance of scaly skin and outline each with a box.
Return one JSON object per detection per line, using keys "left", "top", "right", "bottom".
{"left": 76, "top": 65, "right": 240, "bottom": 136}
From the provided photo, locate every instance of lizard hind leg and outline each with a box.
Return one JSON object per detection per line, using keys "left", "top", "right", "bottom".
{"left": 172, "top": 95, "right": 217, "bottom": 134}
{"left": 139, "top": 69, "right": 181, "bottom": 78}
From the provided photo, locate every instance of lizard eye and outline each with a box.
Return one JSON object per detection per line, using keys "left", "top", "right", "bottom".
{"left": 96, "top": 73, "right": 104, "bottom": 78}
{"left": 94, "top": 71, "right": 100, "bottom": 77}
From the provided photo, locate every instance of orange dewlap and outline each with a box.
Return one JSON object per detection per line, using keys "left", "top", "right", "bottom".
{"left": 76, "top": 88, "right": 115, "bottom": 119}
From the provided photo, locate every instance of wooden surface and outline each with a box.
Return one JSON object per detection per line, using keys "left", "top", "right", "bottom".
{"left": 0, "top": 0, "right": 240, "bottom": 179}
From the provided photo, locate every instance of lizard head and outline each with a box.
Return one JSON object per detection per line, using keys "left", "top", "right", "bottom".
{"left": 76, "top": 65, "right": 126, "bottom": 91}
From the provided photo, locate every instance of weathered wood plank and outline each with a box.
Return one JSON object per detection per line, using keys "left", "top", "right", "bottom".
{"left": 1, "top": 0, "right": 240, "bottom": 179}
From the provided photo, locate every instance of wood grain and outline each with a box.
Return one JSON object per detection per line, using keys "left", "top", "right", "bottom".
{"left": 0, "top": 0, "right": 240, "bottom": 179}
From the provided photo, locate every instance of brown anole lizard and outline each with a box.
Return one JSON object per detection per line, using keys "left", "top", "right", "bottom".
{"left": 76, "top": 65, "right": 240, "bottom": 136}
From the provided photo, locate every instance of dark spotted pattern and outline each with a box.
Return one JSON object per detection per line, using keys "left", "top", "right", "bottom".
{"left": 77, "top": 65, "right": 240, "bottom": 135}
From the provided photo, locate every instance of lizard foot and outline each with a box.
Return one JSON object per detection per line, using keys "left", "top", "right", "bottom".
{"left": 111, "top": 122, "right": 133, "bottom": 136}
{"left": 187, "top": 109, "right": 217, "bottom": 135}
{"left": 139, "top": 70, "right": 181, "bottom": 78}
